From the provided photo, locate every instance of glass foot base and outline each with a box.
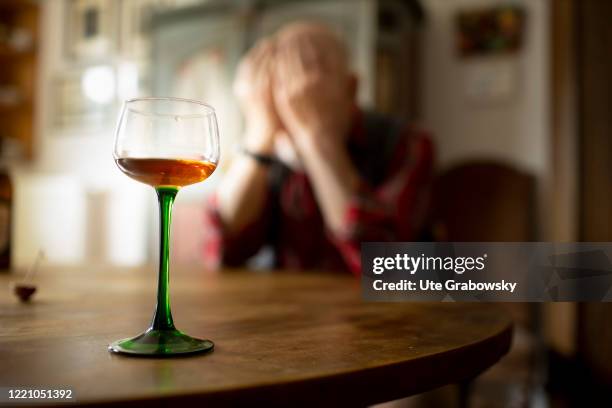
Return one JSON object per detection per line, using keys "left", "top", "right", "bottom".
{"left": 109, "top": 328, "right": 214, "bottom": 356}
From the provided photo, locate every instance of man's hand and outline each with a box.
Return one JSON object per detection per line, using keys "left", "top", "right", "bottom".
{"left": 233, "top": 39, "right": 281, "bottom": 153}
{"left": 219, "top": 40, "right": 279, "bottom": 235}
{"left": 273, "top": 37, "right": 353, "bottom": 149}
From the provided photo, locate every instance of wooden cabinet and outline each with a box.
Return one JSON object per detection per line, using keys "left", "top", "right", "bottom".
{"left": 0, "top": 0, "right": 39, "bottom": 160}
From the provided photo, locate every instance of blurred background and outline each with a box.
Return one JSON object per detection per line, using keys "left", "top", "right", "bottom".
{"left": 1, "top": 0, "right": 611, "bottom": 406}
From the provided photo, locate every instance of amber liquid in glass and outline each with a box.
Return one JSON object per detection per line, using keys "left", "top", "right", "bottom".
{"left": 116, "top": 158, "right": 216, "bottom": 187}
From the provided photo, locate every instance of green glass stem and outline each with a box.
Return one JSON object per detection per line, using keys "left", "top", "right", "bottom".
{"left": 108, "top": 185, "right": 213, "bottom": 356}
{"left": 151, "top": 186, "right": 178, "bottom": 331}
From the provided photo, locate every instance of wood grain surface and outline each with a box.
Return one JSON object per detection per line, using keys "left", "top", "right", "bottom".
{"left": 0, "top": 267, "right": 512, "bottom": 407}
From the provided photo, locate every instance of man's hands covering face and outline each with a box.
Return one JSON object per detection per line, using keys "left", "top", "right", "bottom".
{"left": 273, "top": 37, "right": 354, "bottom": 148}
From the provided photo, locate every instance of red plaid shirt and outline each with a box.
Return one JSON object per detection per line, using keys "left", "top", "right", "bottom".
{"left": 204, "top": 111, "right": 434, "bottom": 275}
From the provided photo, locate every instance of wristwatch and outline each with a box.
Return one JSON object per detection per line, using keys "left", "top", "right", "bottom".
{"left": 241, "top": 148, "right": 276, "bottom": 166}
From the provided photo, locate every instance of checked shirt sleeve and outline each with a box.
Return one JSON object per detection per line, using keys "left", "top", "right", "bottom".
{"left": 329, "top": 130, "right": 434, "bottom": 275}
{"left": 202, "top": 192, "right": 272, "bottom": 269}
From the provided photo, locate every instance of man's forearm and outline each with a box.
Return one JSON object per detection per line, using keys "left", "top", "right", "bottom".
{"left": 217, "top": 127, "right": 274, "bottom": 234}
{"left": 296, "top": 133, "right": 360, "bottom": 235}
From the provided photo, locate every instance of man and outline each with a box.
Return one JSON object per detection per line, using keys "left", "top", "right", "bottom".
{"left": 204, "top": 22, "right": 433, "bottom": 275}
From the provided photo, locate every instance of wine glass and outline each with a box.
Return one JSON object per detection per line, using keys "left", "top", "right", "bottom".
{"left": 109, "top": 97, "right": 219, "bottom": 356}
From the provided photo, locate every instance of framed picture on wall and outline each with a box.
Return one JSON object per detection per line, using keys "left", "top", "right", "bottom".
{"left": 64, "top": 0, "right": 119, "bottom": 61}
{"left": 455, "top": 5, "right": 526, "bottom": 57}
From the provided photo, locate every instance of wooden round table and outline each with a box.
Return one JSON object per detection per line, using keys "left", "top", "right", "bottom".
{"left": 0, "top": 267, "right": 512, "bottom": 406}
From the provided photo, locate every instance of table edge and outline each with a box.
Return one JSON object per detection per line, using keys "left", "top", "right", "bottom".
{"left": 70, "top": 319, "right": 513, "bottom": 407}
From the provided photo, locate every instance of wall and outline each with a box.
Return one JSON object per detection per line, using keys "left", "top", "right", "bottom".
{"left": 420, "top": 0, "right": 550, "bottom": 179}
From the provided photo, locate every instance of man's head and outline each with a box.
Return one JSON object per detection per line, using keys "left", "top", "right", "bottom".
{"left": 232, "top": 20, "right": 358, "bottom": 151}
{"left": 274, "top": 21, "right": 357, "bottom": 102}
